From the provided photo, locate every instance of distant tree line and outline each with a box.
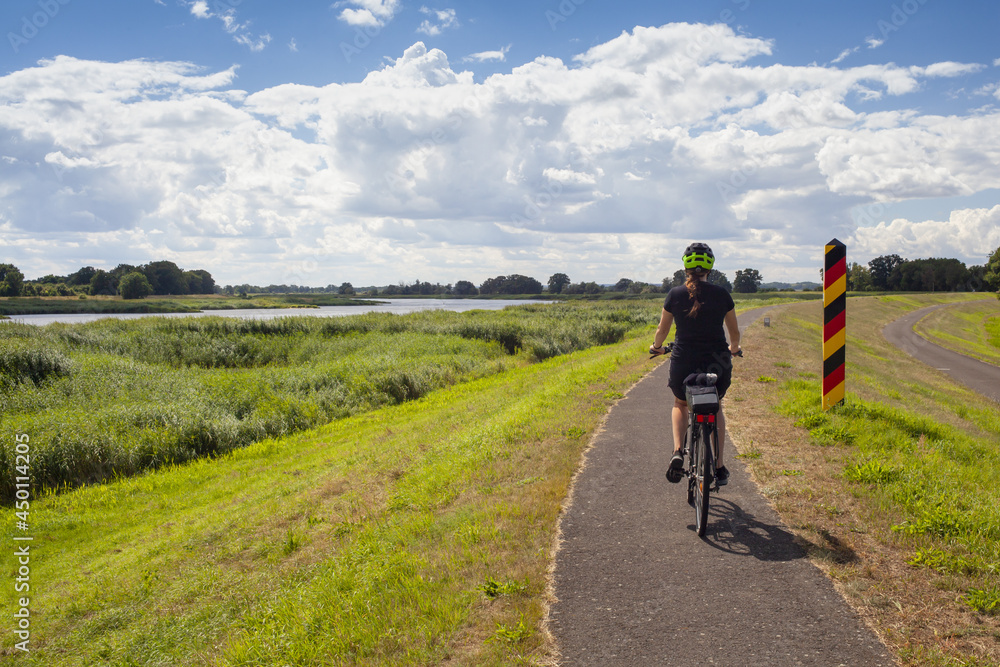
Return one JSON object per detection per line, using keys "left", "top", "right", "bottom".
{"left": 3, "top": 246, "right": 998, "bottom": 302}
{"left": 845, "top": 250, "right": 1000, "bottom": 292}
{"left": 0, "top": 261, "right": 215, "bottom": 300}
{"left": 220, "top": 283, "right": 344, "bottom": 296}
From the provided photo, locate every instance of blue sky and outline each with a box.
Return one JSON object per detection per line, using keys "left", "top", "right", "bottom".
{"left": 2, "top": 0, "right": 999, "bottom": 286}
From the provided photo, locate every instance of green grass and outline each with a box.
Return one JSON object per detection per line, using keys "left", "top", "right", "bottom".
{"left": 987, "top": 315, "right": 1000, "bottom": 350}
{"left": 777, "top": 375, "right": 1000, "bottom": 624}
{"left": 0, "top": 324, "right": 652, "bottom": 666}
{"left": 965, "top": 588, "right": 1000, "bottom": 616}
{"left": 724, "top": 293, "right": 1000, "bottom": 665}
{"left": 913, "top": 300, "right": 1000, "bottom": 366}
{"left": 0, "top": 302, "right": 661, "bottom": 497}
{"left": 0, "top": 293, "right": 376, "bottom": 316}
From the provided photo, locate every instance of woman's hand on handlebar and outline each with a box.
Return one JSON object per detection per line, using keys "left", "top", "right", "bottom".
{"left": 649, "top": 341, "right": 673, "bottom": 358}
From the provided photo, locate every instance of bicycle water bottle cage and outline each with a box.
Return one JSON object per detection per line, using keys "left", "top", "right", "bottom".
{"left": 684, "top": 374, "right": 720, "bottom": 415}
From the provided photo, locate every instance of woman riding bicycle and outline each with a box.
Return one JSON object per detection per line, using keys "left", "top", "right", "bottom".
{"left": 649, "top": 243, "right": 741, "bottom": 486}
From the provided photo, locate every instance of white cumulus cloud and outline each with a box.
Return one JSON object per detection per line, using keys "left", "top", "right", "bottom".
{"left": 849, "top": 206, "right": 1000, "bottom": 264}
{"left": 417, "top": 7, "right": 458, "bottom": 36}
{"left": 335, "top": 0, "right": 400, "bottom": 28}
{"left": 1, "top": 24, "right": 998, "bottom": 286}
{"left": 189, "top": 1, "right": 211, "bottom": 19}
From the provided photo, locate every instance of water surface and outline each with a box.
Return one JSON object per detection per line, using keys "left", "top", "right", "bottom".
{"left": 7, "top": 299, "right": 541, "bottom": 326}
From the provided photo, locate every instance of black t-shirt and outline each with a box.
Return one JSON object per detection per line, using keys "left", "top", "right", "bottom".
{"left": 663, "top": 283, "right": 735, "bottom": 358}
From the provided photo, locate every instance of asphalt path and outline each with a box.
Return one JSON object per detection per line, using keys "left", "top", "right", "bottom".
{"left": 548, "top": 307, "right": 893, "bottom": 666}
{"left": 882, "top": 300, "right": 1000, "bottom": 403}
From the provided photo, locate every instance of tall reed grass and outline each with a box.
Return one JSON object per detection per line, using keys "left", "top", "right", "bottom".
{"left": 0, "top": 302, "right": 658, "bottom": 497}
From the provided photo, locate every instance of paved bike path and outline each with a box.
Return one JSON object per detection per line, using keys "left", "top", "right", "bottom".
{"left": 882, "top": 300, "right": 1000, "bottom": 403}
{"left": 548, "top": 308, "right": 893, "bottom": 666}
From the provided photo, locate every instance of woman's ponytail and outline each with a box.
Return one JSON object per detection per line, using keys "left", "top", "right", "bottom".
{"left": 685, "top": 268, "right": 705, "bottom": 318}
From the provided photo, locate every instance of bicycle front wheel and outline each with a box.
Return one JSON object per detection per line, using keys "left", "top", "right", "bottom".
{"left": 694, "top": 423, "right": 712, "bottom": 537}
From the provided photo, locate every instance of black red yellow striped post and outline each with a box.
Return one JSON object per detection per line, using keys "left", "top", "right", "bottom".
{"left": 823, "top": 238, "right": 847, "bottom": 410}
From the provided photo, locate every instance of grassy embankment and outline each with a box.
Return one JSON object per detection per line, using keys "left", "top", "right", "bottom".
{"left": 2, "top": 330, "right": 656, "bottom": 665}
{"left": 0, "top": 294, "right": 375, "bottom": 317}
{"left": 0, "top": 303, "right": 657, "bottom": 498}
{"left": 726, "top": 292, "right": 1000, "bottom": 665}
{"left": 913, "top": 298, "right": 1000, "bottom": 367}
{"left": 0, "top": 296, "right": 799, "bottom": 665}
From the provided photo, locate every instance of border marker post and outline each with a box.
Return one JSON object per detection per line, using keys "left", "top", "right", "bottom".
{"left": 823, "top": 238, "right": 847, "bottom": 410}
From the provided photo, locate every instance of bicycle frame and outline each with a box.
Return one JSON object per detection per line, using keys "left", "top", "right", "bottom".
{"left": 684, "top": 398, "right": 719, "bottom": 537}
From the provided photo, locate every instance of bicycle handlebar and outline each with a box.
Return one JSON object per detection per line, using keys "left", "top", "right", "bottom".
{"left": 648, "top": 343, "right": 744, "bottom": 359}
{"left": 648, "top": 342, "right": 674, "bottom": 359}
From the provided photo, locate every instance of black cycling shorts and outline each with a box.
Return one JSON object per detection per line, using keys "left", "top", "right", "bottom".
{"left": 668, "top": 349, "right": 733, "bottom": 402}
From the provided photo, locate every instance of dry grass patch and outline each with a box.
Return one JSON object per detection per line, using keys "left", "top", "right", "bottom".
{"left": 726, "top": 294, "right": 1000, "bottom": 666}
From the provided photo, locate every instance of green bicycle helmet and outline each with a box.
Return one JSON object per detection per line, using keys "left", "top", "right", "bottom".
{"left": 682, "top": 242, "right": 715, "bottom": 271}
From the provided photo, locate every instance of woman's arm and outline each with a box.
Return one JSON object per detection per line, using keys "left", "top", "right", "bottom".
{"left": 724, "top": 308, "right": 741, "bottom": 355}
{"left": 652, "top": 308, "right": 674, "bottom": 351}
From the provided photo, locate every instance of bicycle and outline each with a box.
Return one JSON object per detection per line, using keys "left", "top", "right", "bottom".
{"left": 651, "top": 343, "right": 742, "bottom": 537}
{"left": 683, "top": 371, "right": 721, "bottom": 537}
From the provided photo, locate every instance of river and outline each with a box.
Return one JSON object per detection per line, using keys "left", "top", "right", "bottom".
{"left": 6, "top": 299, "right": 543, "bottom": 326}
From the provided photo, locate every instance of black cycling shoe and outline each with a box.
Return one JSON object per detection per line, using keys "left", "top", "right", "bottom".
{"left": 666, "top": 452, "right": 684, "bottom": 483}
{"left": 715, "top": 465, "right": 730, "bottom": 486}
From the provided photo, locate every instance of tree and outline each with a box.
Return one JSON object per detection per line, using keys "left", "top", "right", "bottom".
{"left": 111, "top": 264, "right": 140, "bottom": 280}
{"left": 67, "top": 266, "right": 98, "bottom": 287}
{"left": 891, "top": 258, "right": 970, "bottom": 292}
{"left": 184, "top": 269, "right": 215, "bottom": 294}
{"left": 733, "top": 268, "right": 763, "bottom": 294}
{"left": 562, "top": 281, "right": 604, "bottom": 295}
{"left": 666, "top": 270, "right": 686, "bottom": 290}
{"left": 868, "top": 254, "right": 904, "bottom": 291}
{"left": 507, "top": 274, "right": 543, "bottom": 294}
{"left": 142, "top": 260, "right": 187, "bottom": 295}
{"left": 547, "top": 273, "right": 570, "bottom": 294}
{"left": 707, "top": 270, "right": 732, "bottom": 292}
{"left": 89, "top": 270, "right": 116, "bottom": 296}
{"left": 612, "top": 278, "right": 634, "bottom": 292}
{"left": 453, "top": 280, "right": 478, "bottom": 296}
{"left": 846, "top": 262, "right": 872, "bottom": 292}
{"left": 0, "top": 264, "right": 24, "bottom": 297}
{"left": 479, "top": 274, "right": 543, "bottom": 295}
{"left": 984, "top": 245, "right": 1000, "bottom": 292}
{"left": 627, "top": 281, "right": 647, "bottom": 294}
{"left": 119, "top": 272, "right": 153, "bottom": 300}
{"left": 338, "top": 282, "right": 355, "bottom": 295}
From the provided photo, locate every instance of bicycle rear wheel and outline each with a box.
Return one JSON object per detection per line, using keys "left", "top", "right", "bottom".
{"left": 693, "top": 423, "right": 713, "bottom": 537}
